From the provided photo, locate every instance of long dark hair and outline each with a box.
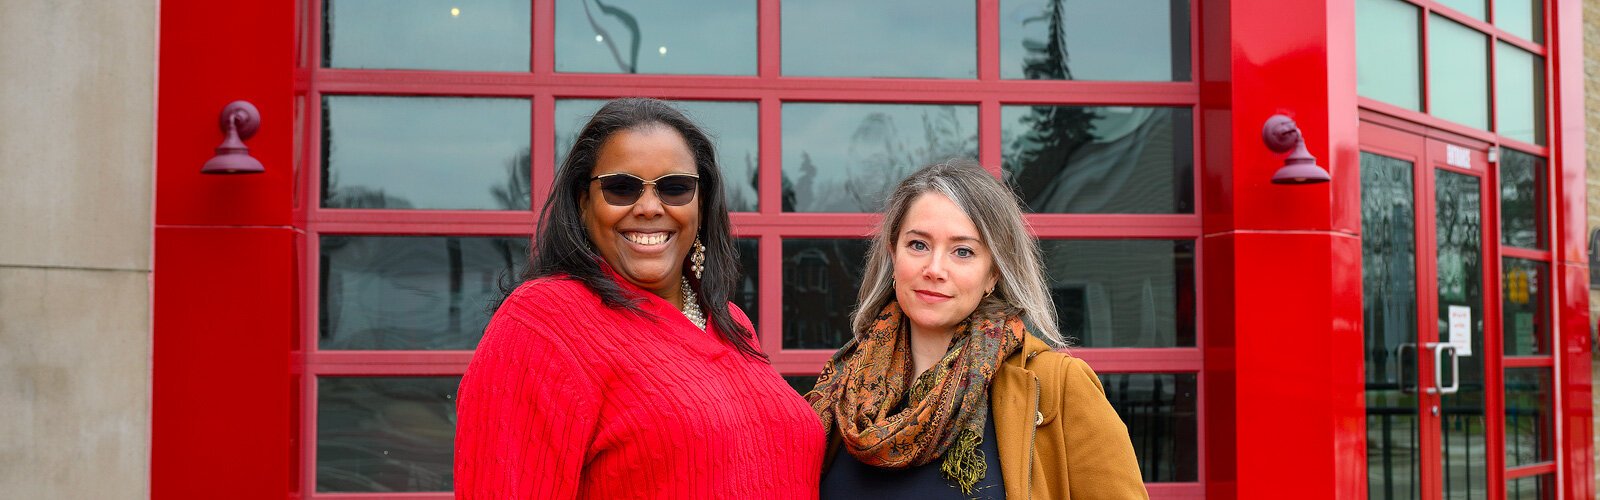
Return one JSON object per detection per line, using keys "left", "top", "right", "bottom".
{"left": 509, "top": 97, "right": 764, "bottom": 361}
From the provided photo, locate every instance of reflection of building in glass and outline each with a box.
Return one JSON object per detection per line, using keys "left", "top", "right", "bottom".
{"left": 317, "top": 377, "right": 458, "bottom": 492}
{"left": 1044, "top": 240, "right": 1193, "bottom": 348}
{"left": 321, "top": 236, "right": 526, "bottom": 351}
{"left": 1101, "top": 373, "right": 1198, "bottom": 482}
{"left": 782, "top": 240, "right": 868, "bottom": 350}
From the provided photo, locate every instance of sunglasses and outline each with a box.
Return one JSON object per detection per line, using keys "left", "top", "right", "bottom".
{"left": 590, "top": 172, "right": 701, "bottom": 207}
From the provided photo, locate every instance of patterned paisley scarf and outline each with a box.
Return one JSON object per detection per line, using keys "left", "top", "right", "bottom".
{"left": 806, "top": 301, "right": 1025, "bottom": 494}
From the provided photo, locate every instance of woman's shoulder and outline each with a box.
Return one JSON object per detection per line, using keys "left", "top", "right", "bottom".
{"left": 724, "top": 301, "right": 756, "bottom": 330}
{"left": 506, "top": 274, "right": 598, "bottom": 303}
{"left": 1030, "top": 350, "right": 1104, "bottom": 393}
{"left": 496, "top": 275, "right": 609, "bottom": 323}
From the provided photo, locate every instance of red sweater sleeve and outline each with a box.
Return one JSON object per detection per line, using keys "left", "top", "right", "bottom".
{"left": 454, "top": 300, "right": 601, "bottom": 499}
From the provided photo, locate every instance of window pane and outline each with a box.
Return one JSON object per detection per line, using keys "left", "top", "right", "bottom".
{"left": 1435, "top": 170, "right": 1489, "bottom": 499}
{"left": 782, "top": 238, "right": 870, "bottom": 350}
{"left": 322, "top": 96, "right": 531, "bottom": 210}
{"left": 1001, "top": 106, "right": 1193, "bottom": 213}
{"left": 1357, "top": 0, "right": 1422, "bottom": 110}
{"left": 320, "top": 235, "right": 528, "bottom": 350}
{"left": 1507, "top": 473, "right": 1555, "bottom": 500}
{"left": 554, "top": 99, "right": 759, "bottom": 212}
{"left": 1000, "top": 0, "right": 1190, "bottom": 81}
{"left": 1495, "top": 0, "right": 1543, "bottom": 43}
{"left": 1504, "top": 368, "right": 1554, "bottom": 466}
{"left": 782, "top": 0, "right": 975, "bottom": 78}
{"left": 1436, "top": 0, "right": 1485, "bottom": 20}
{"left": 1501, "top": 259, "right": 1549, "bottom": 356}
{"left": 554, "top": 0, "right": 755, "bottom": 75}
{"left": 1101, "top": 373, "right": 1198, "bottom": 482}
{"left": 1429, "top": 15, "right": 1490, "bottom": 130}
{"left": 324, "top": 0, "right": 530, "bottom": 71}
{"left": 1499, "top": 149, "right": 1546, "bottom": 249}
{"left": 784, "top": 375, "right": 819, "bottom": 397}
{"left": 734, "top": 238, "right": 760, "bottom": 328}
{"left": 782, "top": 103, "right": 978, "bottom": 212}
{"left": 317, "top": 376, "right": 459, "bottom": 492}
{"left": 1360, "top": 152, "right": 1421, "bottom": 500}
{"left": 1496, "top": 43, "right": 1546, "bottom": 145}
{"left": 1040, "top": 240, "right": 1196, "bottom": 347}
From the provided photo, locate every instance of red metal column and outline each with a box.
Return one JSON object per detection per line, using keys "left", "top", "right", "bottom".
{"left": 152, "top": 1, "right": 298, "bottom": 498}
{"left": 1551, "top": 0, "right": 1593, "bottom": 497}
{"left": 1200, "top": 0, "right": 1365, "bottom": 496}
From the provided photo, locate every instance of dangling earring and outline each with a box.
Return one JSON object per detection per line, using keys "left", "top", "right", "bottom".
{"left": 690, "top": 237, "right": 706, "bottom": 280}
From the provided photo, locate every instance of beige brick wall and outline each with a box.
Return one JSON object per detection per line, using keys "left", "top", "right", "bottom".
{"left": 0, "top": 0, "right": 156, "bottom": 498}
{"left": 1585, "top": 0, "right": 1600, "bottom": 491}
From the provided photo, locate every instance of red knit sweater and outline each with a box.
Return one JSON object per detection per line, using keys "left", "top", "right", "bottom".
{"left": 454, "top": 275, "right": 825, "bottom": 499}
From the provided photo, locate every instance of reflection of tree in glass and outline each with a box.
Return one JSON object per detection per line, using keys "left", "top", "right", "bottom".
{"left": 321, "top": 102, "right": 415, "bottom": 209}
{"left": 724, "top": 150, "right": 757, "bottom": 212}
{"left": 582, "top": 0, "right": 642, "bottom": 73}
{"left": 790, "top": 108, "right": 976, "bottom": 212}
{"left": 491, "top": 147, "right": 532, "bottom": 211}
{"left": 1358, "top": 157, "right": 1416, "bottom": 390}
{"left": 1007, "top": 0, "right": 1101, "bottom": 206}
{"left": 1435, "top": 174, "right": 1481, "bottom": 305}
{"left": 1498, "top": 151, "right": 1539, "bottom": 247}
{"left": 322, "top": 169, "right": 416, "bottom": 209}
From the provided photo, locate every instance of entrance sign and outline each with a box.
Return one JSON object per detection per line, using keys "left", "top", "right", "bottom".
{"left": 1446, "top": 144, "right": 1471, "bottom": 169}
{"left": 1447, "top": 305, "right": 1472, "bottom": 356}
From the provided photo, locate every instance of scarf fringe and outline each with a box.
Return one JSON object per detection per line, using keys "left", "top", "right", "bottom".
{"left": 940, "top": 428, "right": 987, "bottom": 494}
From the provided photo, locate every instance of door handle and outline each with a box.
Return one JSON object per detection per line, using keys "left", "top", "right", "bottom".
{"left": 1424, "top": 342, "right": 1460, "bottom": 395}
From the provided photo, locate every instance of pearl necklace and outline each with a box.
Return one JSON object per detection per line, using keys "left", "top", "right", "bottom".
{"left": 679, "top": 277, "right": 706, "bottom": 330}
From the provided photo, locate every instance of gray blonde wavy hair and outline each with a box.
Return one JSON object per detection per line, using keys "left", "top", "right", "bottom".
{"left": 850, "top": 159, "right": 1065, "bottom": 346}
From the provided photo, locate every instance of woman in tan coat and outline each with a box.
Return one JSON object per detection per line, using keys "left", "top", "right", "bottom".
{"left": 806, "top": 160, "right": 1148, "bottom": 499}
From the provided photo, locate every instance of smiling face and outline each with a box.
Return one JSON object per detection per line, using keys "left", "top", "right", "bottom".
{"left": 581, "top": 125, "right": 701, "bottom": 303}
{"left": 891, "top": 192, "right": 999, "bottom": 339}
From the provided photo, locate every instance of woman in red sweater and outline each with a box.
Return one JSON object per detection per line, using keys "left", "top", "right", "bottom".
{"left": 454, "top": 98, "right": 825, "bottom": 499}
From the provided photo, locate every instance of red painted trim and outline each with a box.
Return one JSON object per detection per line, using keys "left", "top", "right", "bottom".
{"left": 1483, "top": 145, "right": 1510, "bottom": 498}
{"left": 1500, "top": 247, "right": 1552, "bottom": 260}
{"left": 310, "top": 209, "right": 535, "bottom": 225}
{"left": 1142, "top": 482, "right": 1205, "bottom": 499}
{"left": 1504, "top": 462, "right": 1557, "bottom": 479}
{"left": 976, "top": 0, "right": 998, "bottom": 82}
{"left": 979, "top": 99, "right": 1001, "bottom": 176}
{"left": 757, "top": 232, "right": 782, "bottom": 356}
{"left": 302, "top": 351, "right": 475, "bottom": 366}
{"left": 312, "top": 494, "right": 452, "bottom": 500}
{"left": 1360, "top": 99, "right": 1551, "bottom": 156}
{"left": 532, "top": 0, "right": 553, "bottom": 74}
{"left": 308, "top": 68, "right": 1200, "bottom": 104}
{"left": 1503, "top": 356, "right": 1557, "bottom": 368}
{"left": 757, "top": 0, "right": 779, "bottom": 78}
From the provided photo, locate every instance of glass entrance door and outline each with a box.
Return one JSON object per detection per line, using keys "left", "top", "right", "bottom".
{"left": 1362, "top": 123, "right": 1493, "bottom": 500}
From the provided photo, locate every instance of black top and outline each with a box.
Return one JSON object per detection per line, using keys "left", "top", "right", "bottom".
{"left": 820, "top": 415, "right": 1005, "bottom": 500}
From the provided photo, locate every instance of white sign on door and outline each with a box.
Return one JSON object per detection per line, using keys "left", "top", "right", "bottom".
{"left": 1447, "top": 144, "right": 1472, "bottom": 169}
{"left": 1447, "top": 305, "right": 1472, "bottom": 356}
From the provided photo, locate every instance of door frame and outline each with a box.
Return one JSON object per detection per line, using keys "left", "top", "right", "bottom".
{"left": 1361, "top": 116, "right": 1508, "bottom": 499}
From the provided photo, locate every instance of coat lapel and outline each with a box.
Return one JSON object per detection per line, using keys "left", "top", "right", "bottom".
{"left": 990, "top": 361, "right": 1037, "bottom": 500}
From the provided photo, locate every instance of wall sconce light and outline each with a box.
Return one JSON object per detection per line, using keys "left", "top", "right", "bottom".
{"left": 201, "top": 100, "right": 264, "bottom": 174}
{"left": 1261, "top": 114, "right": 1330, "bottom": 184}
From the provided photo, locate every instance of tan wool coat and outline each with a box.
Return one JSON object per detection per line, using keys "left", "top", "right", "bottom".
{"left": 989, "top": 334, "right": 1149, "bottom": 499}
{"left": 824, "top": 334, "right": 1149, "bottom": 499}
